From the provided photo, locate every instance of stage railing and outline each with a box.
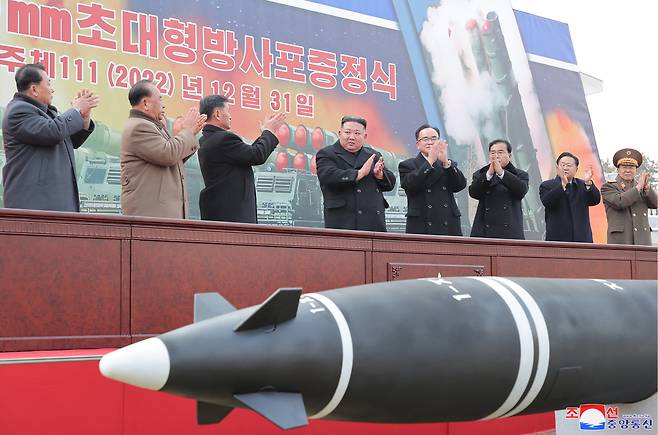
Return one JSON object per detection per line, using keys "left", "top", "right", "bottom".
{"left": 0, "top": 208, "right": 655, "bottom": 351}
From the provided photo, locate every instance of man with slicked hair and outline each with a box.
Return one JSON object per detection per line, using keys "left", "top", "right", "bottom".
{"left": 120, "top": 80, "right": 206, "bottom": 219}
{"left": 197, "top": 94, "right": 286, "bottom": 223}
{"left": 539, "top": 151, "right": 600, "bottom": 242}
{"left": 2, "top": 63, "right": 98, "bottom": 211}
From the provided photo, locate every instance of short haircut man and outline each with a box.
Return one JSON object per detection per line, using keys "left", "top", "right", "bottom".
{"left": 128, "top": 79, "right": 155, "bottom": 106}
{"left": 315, "top": 115, "right": 396, "bottom": 231}
{"left": 468, "top": 139, "right": 529, "bottom": 239}
{"left": 399, "top": 123, "right": 466, "bottom": 235}
{"left": 197, "top": 94, "right": 286, "bottom": 223}
{"left": 199, "top": 95, "right": 230, "bottom": 118}
{"left": 2, "top": 63, "right": 97, "bottom": 211}
{"left": 15, "top": 63, "right": 46, "bottom": 92}
{"left": 341, "top": 115, "right": 367, "bottom": 129}
{"left": 120, "top": 80, "right": 205, "bottom": 218}
{"left": 539, "top": 151, "right": 600, "bottom": 242}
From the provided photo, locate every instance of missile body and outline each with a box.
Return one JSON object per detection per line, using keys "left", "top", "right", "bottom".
{"left": 100, "top": 277, "right": 657, "bottom": 429}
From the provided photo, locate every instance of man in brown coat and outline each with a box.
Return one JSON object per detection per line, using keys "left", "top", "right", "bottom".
{"left": 121, "top": 80, "right": 206, "bottom": 218}
{"left": 601, "top": 148, "right": 657, "bottom": 245}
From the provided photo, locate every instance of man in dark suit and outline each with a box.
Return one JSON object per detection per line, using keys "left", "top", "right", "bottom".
{"left": 197, "top": 94, "right": 286, "bottom": 223}
{"left": 539, "top": 151, "right": 600, "bottom": 242}
{"left": 469, "top": 139, "right": 529, "bottom": 239}
{"left": 2, "top": 63, "right": 98, "bottom": 212}
{"left": 399, "top": 124, "right": 466, "bottom": 235}
{"left": 316, "top": 116, "right": 396, "bottom": 231}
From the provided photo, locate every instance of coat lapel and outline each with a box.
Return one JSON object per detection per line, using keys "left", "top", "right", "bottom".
{"left": 354, "top": 147, "right": 374, "bottom": 168}
{"left": 615, "top": 175, "right": 635, "bottom": 192}
{"left": 49, "top": 104, "right": 77, "bottom": 168}
{"left": 416, "top": 153, "right": 444, "bottom": 186}
{"left": 333, "top": 142, "right": 357, "bottom": 167}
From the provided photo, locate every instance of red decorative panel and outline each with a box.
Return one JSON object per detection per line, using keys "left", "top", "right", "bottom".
{"left": 0, "top": 234, "right": 123, "bottom": 351}
{"left": 495, "top": 257, "right": 633, "bottom": 279}
{"left": 130, "top": 240, "right": 367, "bottom": 334}
{"left": 635, "top": 261, "right": 658, "bottom": 280}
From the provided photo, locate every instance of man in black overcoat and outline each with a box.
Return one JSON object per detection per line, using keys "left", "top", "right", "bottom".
{"left": 398, "top": 124, "right": 466, "bottom": 235}
{"left": 197, "top": 94, "right": 286, "bottom": 223}
{"left": 316, "top": 116, "right": 396, "bottom": 231}
{"left": 539, "top": 151, "right": 600, "bottom": 242}
{"left": 469, "top": 139, "right": 529, "bottom": 239}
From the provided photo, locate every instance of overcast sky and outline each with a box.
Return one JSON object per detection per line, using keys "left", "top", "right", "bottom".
{"left": 511, "top": 0, "right": 657, "bottom": 163}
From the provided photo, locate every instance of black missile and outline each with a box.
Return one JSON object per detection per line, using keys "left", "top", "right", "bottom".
{"left": 99, "top": 277, "right": 657, "bottom": 429}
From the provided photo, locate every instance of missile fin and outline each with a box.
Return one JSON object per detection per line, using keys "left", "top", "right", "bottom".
{"left": 196, "top": 401, "right": 233, "bottom": 425}
{"left": 234, "top": 391, "right": 308, "bottom": 429}
{"left": 234, "top": 288, "right": 302, "bottom": 332}
{"left": 194, "top": 293, "right": 236, "bottom": 322}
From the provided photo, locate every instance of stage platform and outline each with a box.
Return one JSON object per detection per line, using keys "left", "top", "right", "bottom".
{"left": 0, "top": 209, "right": 655, "bottom": 434}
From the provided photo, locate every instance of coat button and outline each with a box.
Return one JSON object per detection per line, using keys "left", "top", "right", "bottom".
{"left": 376, "top": 210, "right": 380, "bottom": 215}
{"left": 376, "top": 188, "right": 380, "bottom": 192}
{"left": 443, "top": 221, "right": 448, "bottom": 225}
{"left": 428, "top": 204, "right": 433, "bottom": 209}
{"left": 357, "top": 189, "right": 362, "bottom": 193}
{"left": 485, "top": 224, "right": 490, "bottom": 228}
{"left": 486, "top": 191, "right": 490, "bottom": 195}
{"left": 424, "top": 169, "right": 430, "bottom": 174}
{"left": 427, "top": 189, "right": 431, "bottom": 193}
{"left": 485, "top": 207, "right": 490, "bottom": 211}
{"left": 442, "top": 186, "right": 447, "bottom": 190}
{"left": 633, "top": 213, "right": 636, "bottom": 217}
{"left": 358, "top": 210, "right": 363, "bottom": 214}
{"left": 634, "top": 227, "right": 637, "bottom": 231}
{"left": 428, "top": 222, "right": 432, "bottom": 226}
{"left": 443, "top": 204, "right": 448, "bottom": 208}
{"left": 643, "top": 213, "right": 647, "bottom": 216}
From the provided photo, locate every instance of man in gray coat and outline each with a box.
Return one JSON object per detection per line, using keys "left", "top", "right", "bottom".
{"left": 2, "top": 63, "right": 98, "bottom": 212}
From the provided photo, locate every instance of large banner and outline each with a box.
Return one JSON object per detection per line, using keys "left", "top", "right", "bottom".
{"left": 0, "top": 0, "right": 605, "bottom": 241}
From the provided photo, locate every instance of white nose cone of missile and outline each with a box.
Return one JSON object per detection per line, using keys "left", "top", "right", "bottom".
{"left": 99, "top": 337, "right": 170, "bottom": 390}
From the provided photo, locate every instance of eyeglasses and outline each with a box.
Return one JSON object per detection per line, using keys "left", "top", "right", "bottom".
{"left": 418, "top": 136, "right": 439, "bottom": 143}
{"left": 489, "top": 150, "right": 509, "bottom": 155}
